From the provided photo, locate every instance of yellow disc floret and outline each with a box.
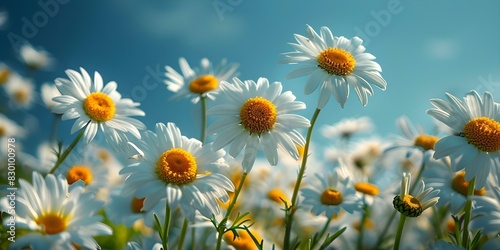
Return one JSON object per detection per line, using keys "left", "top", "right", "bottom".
{"left": 66, "top": 166, "right": 93, "bottom": 185}
{"left": 36, "top": 213, "right": 67, "bottom": 235}
{"left": 83, "top": 92, "right": 116, "bottom": 122}
{"left": 354, "top": 182, "right": 379, "bottom": 196}
{"left": 320, "top": 189, "right": 343, "bottom": 205}
{"left": 240, "top": 97, "right": 277, "bottom": 134}
{"left": 463, "top": 117, "right": 500, "bottom": 152}
{"left": 0, "top": 69, "right": 10, "bottom": 85}
{"left": 451, "top": 171, "right": 486, "bottom": 196}
{"left": 414, "top": 135, "right": 439, "bottom": 151}
{"left": 189, "top": 75, "right": 218, "bottom": 94}
{"left": 267, "top": 188, "right": 290, "bottom": 205}
{"left": 317, "top": 48, "right": 356, "bottom": 76}
{"left": 156, "top": 148, "right": 197, "bottom": 185}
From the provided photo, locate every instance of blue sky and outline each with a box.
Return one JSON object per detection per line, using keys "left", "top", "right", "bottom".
{"left": 1, "top": 0, "right": 500, "bottom": 155}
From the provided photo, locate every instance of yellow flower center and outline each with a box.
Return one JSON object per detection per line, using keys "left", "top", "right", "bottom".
{"left": 82, "top": 92, "right": 116, "bottom": 122}
{"left": 0, "top": 69, "right": 10, "bottom": 85}
{"left": 414, "top": 135, "right": 439, "bottom": 151}
{"left": 14, "top": 89, "right": 29, "bottom": 104}
{"left": 156, "top": 148, "right": 197, "bottom": 185}
{"left": 393, "top": 194, "right": 422, "bottom": 217}
{"left": 0, "top": 126, "right": 5, "bottom": 137}
{"left": 224, "top": 229, "right": 262, "bottom": 250}
{"left": 463, "top": 117, "right": 500, "bottom": 152}
{"left": 354, "top": 182, "right": 379, "bottom": 196}
{"left": 240, "top": 97, "right": 277, "bottom": 134}
{"left": 189, "top": 74, "right": 218, "bottom": 94}
{"left": 98, "top": 149, "right": 111, "bottom": 162}
{"left": 267, "top": 188, "right": 290, "bottom": 205}
{"left": 36, "top": 213, "right": 67, "bottom": 235}
{"left": 320, "top": 189, "right": 343, "bottom": 205}
{"left": 451, "top": 171, "right": 486, "bottom": 196}
{"left": 317, "top": 48, "right": 356, "bottom": 76}
{"left": 66, "top": 166, "right": 93, "bottom": 185}
{"left": 131, "top": 197, "right": 145, "bottom": 213}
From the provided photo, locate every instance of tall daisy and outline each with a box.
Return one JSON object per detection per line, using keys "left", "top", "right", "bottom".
{"left": 281, "top": 25, "right": 387, "bottom": 108}
{"left": 164, "top": 57, "right": 239, "bottom": 103}
{"left": 51, "top": 67, "right": 146, "bottom": 151}
{"left": 426, "top": 90, "right": 500, "bottom": 188}
{"left": 207, "top": 77, "right": 310, "bottom": 172}
{"left": 11, "top": 172, "right": 112, "bottom": 249}
{"left": 119, "top": 122, "right": 234, "bottom": 221}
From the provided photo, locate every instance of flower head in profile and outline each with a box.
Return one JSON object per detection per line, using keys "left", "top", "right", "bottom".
{"left": 426, "top": 90, "right": 500, "bottom": 188}
{"left": 321, "top": 116, "right": 373, "bottom": 140}
{"left": 19, "top": 43, "right": 54, "bottom": 70}
{"left": 164, "top": 57, "right": 239, "bottom": 103}
{"left": 11, "top": 172, "right": 112, "bottom": 250}
{"left": 120, "top": 122, "right": 234, "bottom": 221}
{"left": 300, "top": 167, "right": 363, "bottom": 218}
{"left": 207, "top": 77, "right": 310, "bottom": 172}
{"left": 52, "top": 67, "right": 146, "bottom": 151}
{"left": 393, "top": 172, "right": 439, "bottom": 217}
{"left": 281, "top": 25, "right": 387, "bottom": 108}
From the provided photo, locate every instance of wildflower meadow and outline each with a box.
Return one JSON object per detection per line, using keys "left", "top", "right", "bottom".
{"left": 0, "top": 1, "right": 499, "bottom": 250}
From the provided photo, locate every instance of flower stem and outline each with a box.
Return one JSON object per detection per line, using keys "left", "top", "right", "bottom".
{"left": 162, "top": 204, "right": 172, "bottom": 250}
{"left": 393, "top": 214, "right": 407, "bottom": 250}
{"left": 357, "top": 202, "right": 369, "bottom": 250}
{"left": 461, "top": 176, "right": 475, "bottom": 248}
{"left": 284, "top": 108, "right": 321, "bottom": 250}
{"left": 49, "top": 114, "right": 61, "bottom": 142}
{"left": 200, "top": 96, "right": 207, "bottom": 144}
{"left": 215, "top": 172, "right": 248, "bottom": 250}
{"left": 49, "top": 122, "right": 88, "bottom": 174}
{"left": 177, "top": 218, "right": 189, "bottom": 250}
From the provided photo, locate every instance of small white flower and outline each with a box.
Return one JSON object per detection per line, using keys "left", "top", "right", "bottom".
{"left": 393, "top": 172, "right": 440, "bottom": 217}
{"left": 19, "top": 43, "right": 54, "bottom": 70}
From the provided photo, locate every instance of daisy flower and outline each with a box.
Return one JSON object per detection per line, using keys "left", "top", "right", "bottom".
{"left": 281, "top": 25, "right": 387, "bottom": 108}
{"left": 207, "top": 77, "right": 310, "bottom": 172}
{"left": 426, "top": 90, "right": 500, "bottom": 188}
{"left": 164, "top": 57, "right": 239, "bottom": 103}
{"left": 300, "top": 167, "right": 363, "bottom": 218}
{"left": 4, "top": 73, "right": 35, "bottom": 109}
{"left": 393, "top": 172, "right": 440, "bottom": 217}
{"left": 18, "top": 43, "right": 54, "bottom": 70}
{"left": 119, "top": 122, "right": 234, "bottom": 221}
{"left": 11, "top": 172, "right": 112, "bottom": 250}
{"left": 52, "top": 67, "right": 146, "bottom": 151}
{"left": 0, "top": 113, "right": 25, "bottom": 154}
{"left": 54, "top": 146, "right": 110, "bottom": 195}
{"left": 470, "top": 187, "right": 500, "bottom": 236}
{"left": 427, "top": 166, "right": 487, "bottom": 214}
{"left": 320, "top": 116, "right": 373, "bottom": 140}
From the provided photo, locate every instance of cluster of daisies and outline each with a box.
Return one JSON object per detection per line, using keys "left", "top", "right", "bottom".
{"left": 1, "top": 24, "right": 499, "bottom": 250}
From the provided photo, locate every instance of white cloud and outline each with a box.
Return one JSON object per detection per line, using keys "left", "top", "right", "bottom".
{"left": 424, "top": 38, "right": 459, "bottom": 60}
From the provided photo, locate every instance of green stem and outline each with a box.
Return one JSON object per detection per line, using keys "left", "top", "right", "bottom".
{"left": 284, "top": 108, "right": 321, "bottom": 250}
{"left": 200, "top": 96, "right": 207, "bottom": 144}
{"left": 357, "top": 202, "right": 369, "bottom": 250}
{"left": 49, "top": 122, "right": 88, "bottom": 174}
{"left": 190, "top": 227, "right": 196, "bottom": 250}
{"left": 461, "top": 177, "right": 475, "bottom": 248}
{"left": 215, "top": 172, "right": 248, "bottom": 250}
{"left": 177, "top": 218, "right": 189, "bottom": 250}
{"left": 310, "top": 215, "right": 333, "bottom": 249}
{"left": 393, "top": 214, "right": 407, "bottom": 250}
{"left": 432, "top": 206, "right": 444, "bottom": 240}
{"left": 162, "top": 204, "right": 172, "bottom": 250}
{"left": 374, "top": 156, "right": 427, "bottom": 248}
